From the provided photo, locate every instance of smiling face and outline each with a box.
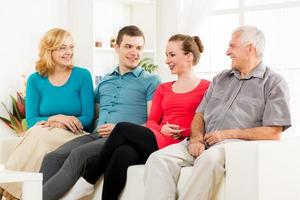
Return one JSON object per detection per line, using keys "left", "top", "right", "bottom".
{"left": 115, "top": 35, "right": 144, "bottom": 73}
{"left": 165, "top": 41, "right": 192, "bottom": 75}
{"left": 226, "top": 32, "right": 250, "bottom": 71}
{"left": 51, "top": 36, "right": 74, "bottom": 68}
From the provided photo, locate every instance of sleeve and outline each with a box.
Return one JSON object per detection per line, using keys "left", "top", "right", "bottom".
{"left": 94, "top": 74, "right": 109, "bottom": 104}
{"left": 145, "top": 75, "right": 161, "bottom": 101}
{"left": 25, "top": 74, "right": 48, "bottom": 127}
{"left": 263, "top": 78, "right": 291, "bottom": 131}
{"left": 94, "top": 81, "right": 100, "bottom": 104}
{"left": 146, "top": 85, "right": 163, "bottom": 131}
{"left": 77, "top": 69, "right": 95, "bottom": 129}
{"left": 196, "top": 77, "right": 216, "bottom": 113}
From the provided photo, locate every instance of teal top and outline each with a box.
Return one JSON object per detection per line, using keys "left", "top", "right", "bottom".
{"left": 25, "top": 66, "right": 94, "bottom": 129}
{"left": 94, "top": 66, "right": 160, "bottom": 131}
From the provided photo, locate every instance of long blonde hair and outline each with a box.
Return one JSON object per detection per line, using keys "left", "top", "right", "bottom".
{"left": 35, "top": 28, "right": 73, "bottom": 76}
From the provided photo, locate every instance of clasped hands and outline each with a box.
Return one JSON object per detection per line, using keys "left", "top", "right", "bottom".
{"left": 188, "top": 130, "right": 226, "bottom": 157}
{"left": 37, "top": 114, "right": 83, "bottom": 134}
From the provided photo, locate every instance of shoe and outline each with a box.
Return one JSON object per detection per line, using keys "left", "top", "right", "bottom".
{"left": 60, "top": 177, "right": 94, "bottom": 200}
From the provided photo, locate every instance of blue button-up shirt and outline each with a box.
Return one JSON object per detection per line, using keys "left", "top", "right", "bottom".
{"left": 94, "top": 66, "right": 160, "bottom": 131}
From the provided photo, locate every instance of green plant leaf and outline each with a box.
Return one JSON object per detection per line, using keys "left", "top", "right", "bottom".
{"left": 17, "top": 92, "right": 25, "bottom": 104}
{"left": 10, "top": 95, "right": 22, "bottom": 122}
{"left": 9, "top": 115, "right": 23, "bottom": 133}
{"left": 11, "top": 124, "right": 23, "bottom": 134}
{"left": 139, "top": 57, "right": 158, "bottom": 73}
{"left": 16, "top": 92, "right": 25, "bottom": 118}
{"left": 1, "top": 102, "right": 14, "bottom": 119}
{"left": 0, "top": 116, "right": 11, "bottom": 124}
{"left": 0, "top": 116, "right": 14, "bottom": 129}
{"left": 21, "top": 118, "right": 28, "bottom": 131}
{"left": 1, "top": 94, "right": 27, "bottom": 135}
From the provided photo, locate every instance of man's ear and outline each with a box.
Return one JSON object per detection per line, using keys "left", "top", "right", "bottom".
{"left": 248, "top": 43, "right": 256, "bottom": 56}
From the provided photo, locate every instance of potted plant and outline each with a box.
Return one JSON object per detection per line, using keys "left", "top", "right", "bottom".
{"left": 139, "top": 57, "right": 158, "bottom": 73}
{"left": 0, "top": 92, "right": 28, "bottom": 136}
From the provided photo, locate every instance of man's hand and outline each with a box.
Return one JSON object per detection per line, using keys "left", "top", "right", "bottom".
{"left": 188, "top": 142, "right": 205, "bottom": 158}
{"left": 161, "top": 123, "right": 184, "bottom": 139}
{"left": 96, "top": 124, "right": 115, "bottom": 137}
{"left": 48, "top": 115, "right": 83, "bottom": 133}
{"left": 204, "top": 130, "right": 226, "bottom": 146}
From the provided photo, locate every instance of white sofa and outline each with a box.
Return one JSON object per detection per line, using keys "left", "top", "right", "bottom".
{"left": 1, "top": 137, "right": 300, "bottom": 200}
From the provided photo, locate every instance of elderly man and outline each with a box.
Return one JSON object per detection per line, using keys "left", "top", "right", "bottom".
{"left": 144, "top": 25, "right": 291, "bottom": 200}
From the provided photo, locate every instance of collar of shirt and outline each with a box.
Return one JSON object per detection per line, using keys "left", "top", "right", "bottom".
{"left": 110, "top": 66, "right": 144, "bottom": 77}
{"left": 231, "top": 62, "right": 266, "bottom": 80}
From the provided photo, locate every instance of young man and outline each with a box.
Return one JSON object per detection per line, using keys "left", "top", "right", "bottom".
{"left": 40, "top": 25, "right": 160, "bottom": 200}
{"left": 144, "top": 25, "right": 291, "bottom": 200}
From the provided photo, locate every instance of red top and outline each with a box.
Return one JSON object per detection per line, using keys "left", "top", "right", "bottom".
{"left": 146, "top": 80, "right": 210, "bottom": 149}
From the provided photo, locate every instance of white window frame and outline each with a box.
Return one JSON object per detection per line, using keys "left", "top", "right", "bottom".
{"left": 197, "top": 0, "right": 300, "bottom": 136}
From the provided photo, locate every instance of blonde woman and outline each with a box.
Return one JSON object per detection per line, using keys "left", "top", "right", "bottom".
{"left": 0, "top": 28, "right": 94, "bottom": 200}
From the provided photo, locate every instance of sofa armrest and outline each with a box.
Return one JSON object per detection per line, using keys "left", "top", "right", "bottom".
{"left": 0, "top": 137, "right": 22, "bottom": 164}
{"left": 224, "top": 140, "right": 300, "bottom": 200}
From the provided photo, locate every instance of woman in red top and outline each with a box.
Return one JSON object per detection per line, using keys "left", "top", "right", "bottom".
{"left": 66, "top": 34, "right": 210, "bottom": 200}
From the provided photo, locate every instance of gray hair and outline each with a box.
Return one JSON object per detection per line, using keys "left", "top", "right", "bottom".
{"left": 233, "top": 25, "right": 266, "bottom": 60}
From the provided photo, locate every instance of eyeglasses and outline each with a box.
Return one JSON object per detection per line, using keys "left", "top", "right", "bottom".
{"left": 55, "top": 46, "right": 75, "bottom": 53}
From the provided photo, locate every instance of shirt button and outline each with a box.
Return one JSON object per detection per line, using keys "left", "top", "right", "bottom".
{"left": 108, "top": 112, "right": 111, "bottom": 114}
{"left": 104, "top": 121, "right": 107, "bottom": 124}
{"left": 121, "top": 77, "right": 124, "bottom": 79}
{"left": 117, "top": 86, "right": 120, "bottom": 89}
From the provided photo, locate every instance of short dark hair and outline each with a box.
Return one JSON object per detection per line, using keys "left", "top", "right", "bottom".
{"left": 116, "top": 25, "right": 145, "bottom": 46}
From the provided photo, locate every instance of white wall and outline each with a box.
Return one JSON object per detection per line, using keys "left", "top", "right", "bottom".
{"left": 155, "top": 0, "right": 180, "bottom": 82}
{"left": 0, "top": 0, "right": 69, "bottom": 135}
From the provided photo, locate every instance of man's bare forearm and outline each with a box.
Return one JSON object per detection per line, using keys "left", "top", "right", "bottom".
{"left": 190, "top": 112, "right": 205, "bottom": 143}
{"left": 222, "top": 126, "right": 282, "bottom": 141}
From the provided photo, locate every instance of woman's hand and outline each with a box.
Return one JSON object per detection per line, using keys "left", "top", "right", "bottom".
{"left": 35, "top": 120, "right": 47, "bottom": 126}
{"left": 48, "top": 115, "right": 83, "bottom": 133}
{"left": 42, "top": 121, "right": 68, "bottom": 131}
{"left": 161, "top": 122, "right": 184, "bottom": 139}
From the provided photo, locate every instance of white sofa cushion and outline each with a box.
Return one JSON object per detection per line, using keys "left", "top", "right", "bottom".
{"left": 2, "top": 137, "right": 300, "bottom": 200}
